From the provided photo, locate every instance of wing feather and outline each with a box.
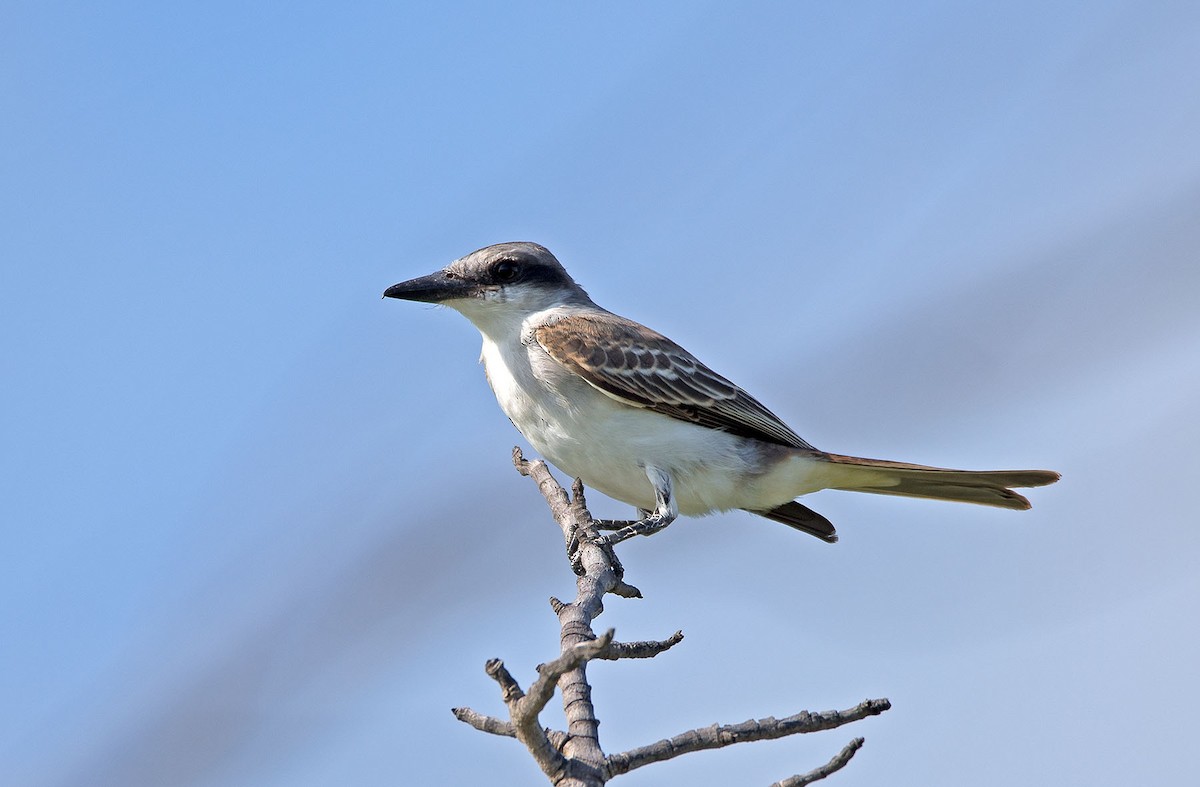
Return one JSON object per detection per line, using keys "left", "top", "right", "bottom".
{"left": 535, "top": 313, "right": 814, "bottom": 450}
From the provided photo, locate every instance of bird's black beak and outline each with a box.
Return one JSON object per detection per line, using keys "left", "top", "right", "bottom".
{"left": 382, "top": 270, "right": 474, "bottom": 303}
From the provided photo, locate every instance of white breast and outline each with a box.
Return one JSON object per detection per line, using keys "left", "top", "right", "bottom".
{"left": 476, "top": 318, "right": 828, "bottom": 516}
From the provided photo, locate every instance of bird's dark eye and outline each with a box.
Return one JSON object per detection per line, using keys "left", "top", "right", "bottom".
{"left": 492, "top": 259, "right": 521, "bottom": 283}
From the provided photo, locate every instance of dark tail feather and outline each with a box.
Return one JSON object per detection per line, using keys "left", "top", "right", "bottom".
{"left": 750, "top": 501, "right": 838, "bottom": 543}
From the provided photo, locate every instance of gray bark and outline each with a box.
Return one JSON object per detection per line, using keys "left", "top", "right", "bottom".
{"left": 449, "top": 449, "right": 890, "bottom": 785}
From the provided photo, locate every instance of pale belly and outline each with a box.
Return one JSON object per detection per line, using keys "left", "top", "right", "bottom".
{"left": 481, "top": 336, "right": 831, "bottom": 515}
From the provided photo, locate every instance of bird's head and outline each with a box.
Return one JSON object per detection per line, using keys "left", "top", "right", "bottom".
{"left": 384, "top": 242, "right": 592, "bottom": 330}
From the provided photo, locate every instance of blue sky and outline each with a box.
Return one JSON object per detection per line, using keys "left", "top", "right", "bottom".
{"left": 3, "top": 2, "right": 1199, "bottom": 785}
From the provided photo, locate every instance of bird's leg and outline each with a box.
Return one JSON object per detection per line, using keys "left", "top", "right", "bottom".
{"left": 595, "top": 466, "right": 678, "bottom": 545}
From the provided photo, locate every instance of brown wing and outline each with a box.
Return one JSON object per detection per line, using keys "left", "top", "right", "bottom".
{"left": 534, "top": 312, "right": 814, "bottom": 450}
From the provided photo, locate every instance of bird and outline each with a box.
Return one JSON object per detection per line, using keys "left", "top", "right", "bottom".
{"left": 383, "top": 242, "right": 1059, "bottom": 544}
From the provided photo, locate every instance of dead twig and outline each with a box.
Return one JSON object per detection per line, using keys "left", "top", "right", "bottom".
{"left": 450, "top": 449, "right": 890, "bottom": 785}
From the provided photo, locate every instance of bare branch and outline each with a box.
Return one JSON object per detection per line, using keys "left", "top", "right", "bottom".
{"left": 451, "top": 707, "right": 516, "bottom": 738}
{"left": 604, "top": 699, "right": 890, "bottom": 777}
{"left": 481, "top": 658, "right": 570, "bottom": 781}
{"left": 771, "top": 737, "right": 865, "bottom": 787}
{"left": 526, "top": 629, "right": 615, "bottom": 716}
{"left": 596, "top": 631, "right": 684, "bottom": 661}
{"left": 513, "top": 450, "right": 630, "bottom": 776}
{"left": 454, "top": 452, "right": 891, "bottom": 785}
{"left": 609, "top": 581, "right": 643, "bottom": 599}
{"left": 451, "top": 707, "right": 569, "bottom": 751}
{"left": 484, "top": 658, "right": 524, "bottom": 703}
{"left": 513, "top": 447, "right": 575, "bottom": 537}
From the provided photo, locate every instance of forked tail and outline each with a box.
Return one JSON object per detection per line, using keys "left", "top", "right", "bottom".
{"left": 821, "top": 453, "right": 1060, "bottom": 509}
{"left": 749, "top": 454, "right": 1059, "bottom": 543}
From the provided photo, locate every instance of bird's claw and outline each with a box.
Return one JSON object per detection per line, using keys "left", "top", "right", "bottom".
{"left": 595, "top": 514, "right": 673, "bottom": 545}
{"left": 567, "top": 523, "right": 625, "bottom": 578}
{"left": 566, "top": 523, "right": 586, "bottom": 575}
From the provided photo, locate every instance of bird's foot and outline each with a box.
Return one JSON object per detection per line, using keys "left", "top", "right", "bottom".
{"left": 566, "top": 523, "right": 586, "bottom": 575}
{"left": 590, "top": 467, "right": 677, "bottom": 546}
{"left": 566, "top": 521, "right": 626, "bottom": 578}
{"left": 593, "top": 512, "right": 674, "bottom": 546}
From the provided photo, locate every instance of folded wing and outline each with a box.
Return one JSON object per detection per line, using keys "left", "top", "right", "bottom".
{"left": 535, "top": 312, "right": 815, "bottom": 450}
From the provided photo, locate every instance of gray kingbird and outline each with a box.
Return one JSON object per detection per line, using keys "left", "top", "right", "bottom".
{"left": 384, "top": 242, "right": 1059, "bottom": 544}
